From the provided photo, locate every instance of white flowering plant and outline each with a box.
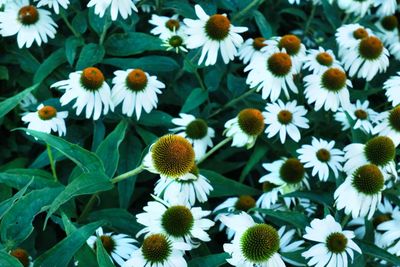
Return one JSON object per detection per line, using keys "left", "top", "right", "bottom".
{"left": 0, "top": 0, "right": 400, "bottom": 266}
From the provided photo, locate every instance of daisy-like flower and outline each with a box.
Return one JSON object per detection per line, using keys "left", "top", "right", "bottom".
{"left": 278, "top": 226, "right": 304, "bottom": 266}
{"left": 374, "top": 106, "right": 400, "bottom": 146}
{"left": 302, "top": 215, "right": 362, "bottom": 266}
{"left": 154, "top": 164, "right": 213, "bottom": 206}
{"left": 86, "top": 227, "right": 138, "bottom": 266}
{"left": 335, "top": 164, "right": 385, "bottom": 219}
{"left": 376, "top": 16, "right": 400, "bottom": 61}
{"left": 87, "top": 0, "right": 138, "bottom": 21}
{"left": 263, "top": 100, "right": 309, "bottom": 144}
{"left": 21, "top": 104, "right": 68, "bottom": 137}
{"left": 149, "top": 14, "right": 184, "bottom": 40}
{"left": 51, "top": 67, "right": 114, "bottom": 120}
{"left": 304, "top": 67, "right": 352, "bottom": 112}
{"left": 375, "top": 0, "right": 398, "bottom": 16}
{"left": 297, "top": 137, "right": 344, "bottom": 181}
{"left": 259, "top": 158, "right": 309, "bottom": 208}
{"left": 0, "top": 1, "right": 57, "bottom": 48}
{"left": 162, "top": 32, "right": 188, "bottom": 53}
{"left": 337, "top": 0, "right": 373, "bottom": 16}
{"left": 213, "top": 195, "right": 263, "bottom": 240}
{"left": 238, "top": 37, "right": 267, "bottom": 64}
{"left": 170, "top": 113, "right": 215, "bottom": 160}
{"left": 341, "top": 36, "right": 389, "bottom": 81}
{"left": 288, "top": 0, "right": 301, "bottom": 4}
{"left": 384, "top": 72, "right": 400, "bottom": 107}
{"left": 34, "top": 0, "right": 69, "bottom": 14}
{"left": 111, "top": 68, "right": 165, "bottom": 120}
{"left": 10, "top": 248, "right": 33, "bottom": 267}
{"left": 245, "top": 48, "right": 298, "bottom": 101}
{"left": 224, "top": 108, "right": 265, "bottom": 149}
{"left": 140, "top": 4, "right": 155, "bottom": 13}
{"left": 336, "top": 24, "right": 373, "bottom": 57}
{"left": 303, "top": 47, "right": 341, "bottom": 74}
{"left": 123, "top": 233, "right": 190, "bottom": 267}
{"left": 136, "top": 196, "right": 214, "bottom": 247}
{"left": 19, "top": 93, "right": 37, "bottom": 111}
{"left": 221, "top": 212, "right": 286, "bottom": 267}
{"left": 256, "top": 181, "right": 281, "bottom": 210}
{"left": 183, "top": 4, "right": 247, "bottom": 66}
{"left": 334, "top": 100, "right": 378, "bottom": 134}
{"left": 143, "top": 134, "right": 195, "bottom": 179}
{"left": 377, "top": 206, "right": 400, "bottom": 256}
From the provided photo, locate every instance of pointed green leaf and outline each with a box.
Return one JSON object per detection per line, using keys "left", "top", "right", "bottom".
{"left": 357, "top": 240, "right": 400, "bottom": 266}
{"left": 252, "top": 208, "right": 309, "bottom": 229}
{"left": 0, "top": 169, "right": 61, "bottom": 190}
{"left": 0, "top": 84, "right": 38, "bottom": 119}
{"left": 76, "top": 43, "right": 105, "bottom": 70}
{"left": 0, "top": 179, "right": 33, "bottom": 219}
{"left": 0, "top": 251, "right": 23, "bottom": 267}
{"left": 102, "top": 56, "right": 179, "bottom": 73}
{"left": 104, "top": 33, "right": 162, "bottom": 56}
{"left": 33, "top": 48, "right": 66, "bottom": 84}
{"left": 181, "top": 88, "right": 208, "bottom": 113}
{"left": 96, "top": 239, "right": 116, "bottom": 267}
{"left": 188, "top": 253, "right": 228, "bottom": 267}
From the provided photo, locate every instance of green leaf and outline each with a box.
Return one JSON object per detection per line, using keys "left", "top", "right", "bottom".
{"left": 321, "top": 0, "right": 341, "bottom": 29}
{"left": 239, "top": 141, "right": 268, "bottom": 182}
{"left": 96, "top": 239, "right": 116, "bottom": 267}
{"left": 0, "top": 66, "right": 9, "bottom": 80}
{"left": 0, "top": 251, "right": 23, "bottom": 267}
{"left": 357, "top": 240, "right": 400, "bottom": 266}
{"left": 33, "top": 220, "right": 104, "bottom": 267}
{"left": 76, "top": 43, "right": 105, "bottom": 70}
{"left": 0, "top": 169, "right": 61, "bottom": 190}
{"left": 188, "top": 253, "right": 228, "bottom": 267}
{"left": 0, "top": 84, "right": 38, "bottom": 119}
{"left": 88, "top": 8, "right": 107, "bottom": 35}
{"left": 102, "top": 56, "right": 180, "bottom": 73}
{"left": 96, "top": 120, "right": 128, "bottom": 177}
{"left": 181, "top": 88, "right": 208, "bottom": 113}
{"left": 72, "top": 12, "right": 88, "bottom": 34}
{"left": 19, "top": 129, "right": 105, "bottom": 173}
{"left": 104, "top": 33, "right": 162, "bottom": 56}
{"left": 0, "top": 187, "right": 63, "bottom": 247}
{"left": 65, "top": 36, "right": 84, "bottom": 66}
{"left": 253, "top": 10, "right": 272, "bottom": 37}
{"left": 252, "top": 208, "right": 309, "bottom": 229}
{"left": 163, "top": 0, "right": 196, "bottom": 18}
{"left": 138, "top": 110, "right": 173, "bottom": 127}
{"left": 0, "top": 179, "right": 33, "bottom": 219}
{"left": 201, "top": 170, "right": 261, "bottom": 197}
{"left": 283, "top": 191, "right": 334, "bottom": 206}
{"left": 33, "top": 48, "right": 66, "bottom": 84}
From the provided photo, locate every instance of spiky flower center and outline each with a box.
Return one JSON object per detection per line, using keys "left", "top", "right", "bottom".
{"left": 169, "top": 35, "right": 183, "bottom": 48}
{"left": 253, "top": 37, "right": 267, "bottom": 50}
{"left": 205, "top": 14, "right": 230, "bottom": 41}
{"left": 235, "top": 195, "right": 256, "bottom": 212}
{"left": 151, "top": 135, "right": 195, "bottom": 178}
{"left": 277, "top": 110, "right": 293, "bottom": 125}
{"left": 354, "top": 109, "right": 368, "bottom": 120}
{"left": 267, "top": 52, "right": 292, "bottom": 77}
{"left": 321, "top": 68, "right": 346, "bottom": 92}
{"left": 126, "top": 69, "right": 148, "bottom": 92}
{"left": 326, "top": 232, "right": 348, "bottom": 254}
{"left": 316, "top": 52, "right": 333, "bottom": 66}
{"left": 161, "top": 205, "right": 194, "bottom": 237}
{"left": 38, "top": 106, "right": 57, "bottom": 120}
{"left": 80, "top": 67, "right": 105, "bottom": 91}
{"left": 364, "top": 136, "right": 395, "bottom": 166}
{"left": 279, "top": 158, "right": 305, "bottom": 184}
{"left": 18, "top": 5, "right": 39, "bottom": 25}
{"left": 316, "top": 148, "right": 331, "bottom": 162}
{"left": 262, "top": 181, "right": 278, "bottom": 192}
{"left": 359, "top": 36, "right": 383, "bottom": 60}
{"left": 165, "top": 19, "right": 180, "bottom": 31}
{"left": 382, "top": 16, "right": 398, "bottom": 31}
{"left": 10, "top": 248, "right": 30, "bottom": 267}
{"left": 185, "top": 119, "right": 208, "bottom": 140}
{"left": 353, "top": 28, "right": 369, "bottom": 39}
{"left": 94, "top": 235, "right": 116, "bottom": 254}
{"left": 389, "top": 106, "right": 400, "bottom": 132}
{"left": 352, "top": 164, "right": 384, "bottom": 195}
{"left": 142, "top": 234, "right": 172, "bottom": 263}
{"left": 237, "top": 109, "right": 265, "bottom": 136}
{"left": 373, "top": 214, "right": 392, "bottom": 228}
{"left": 278, "top": 35, "right": 301, "bottom": 56}
{"left": 240, "top": 224, "right": 280, "bottom": 263}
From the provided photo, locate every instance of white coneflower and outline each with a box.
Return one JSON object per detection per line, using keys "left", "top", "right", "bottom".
{"left": 34, "top": 0, "right": 69, "bottom": 14}
{"left": 334, "top": 100, "right": 378, "bottom": 134}
{"left": 377, "top": 206, "right": 400, "bottom": 257}
{"left": 374, "top": 0, "right": 398, "bottom": 16}
{"left": 21, "top": 104, "right": 68, "bottom": 137}
{"left": 384, "top": 72, "right": 400, "bottom": 107}
{"left": 162, "top": 32, "right": 188, "bottom": 53}
{"left": 170, "top": 113, "right": 215, "bottom": 160}
{"left": 278, "top": 226, "right": 304, "bottom": 266}
{"left": 302, "top": 215, "right": 362, "bottom": 266}
{"left": 87, "top": 0, "right": 138, "bottom": 21}
{"left": 123, "top": 233, "right": 190, "bottom": 267}
{"left": 337, "top": 0, "right": 373, "bottom": 17}
{"left": 149, "top": 14, "right": 184, "bottom": 40}
{"left": 303, "top": 47, "right": 341, "bottom": 74}
{"left": 136, "top": 197, "right": 214, "bottom": 248}
{"left": 341, "top": 36, "right": 389, "bottom": 81}
{"left": 111, "top": 68, "right": 165, "bottom": 120}
{"left": 304, "top": 67, "right": 352, "bottom": 112}
{"left": 51, "top": 67, "right": 114, "bottom": 120}
{"left": 245, "top": 48, "right": 298, "bottom": 101}
{"left": 336, "top": 24, "right": 373, "bottom": 57}
{"left": 238, "top": 37, "right": 267, "bottom": 64}
{"left": 374, "top": 106, "right": 400, "bottom": 146}
{"left": 377, "top": 16, "right": 400, "bottom": 61}
{"left": 297, "top": 137, "right": 344, "bottom": 181}
{"left": 288, "top": 0, "right": 301, "bottom": 4}
{"left": 221, "top": 212, "right": 286, "bottom": 267}
{"left": 263, "top": 100, "right": 309, "bottom": 144}
{"left": 10, "top": 248, "right": 33, "bottom": 267}
{"left": 86, "top": 227, "right": 138, "bottom": 266}
{"left": 19, "top": 93, "right": 37, "bottom": 111}
{"left": 224, "top": 108, "right": 265, "bottom": 149}
{"left": 256, "top": 181, "right": 281, "bottom": 210}
{"left": 335, "top": 164, "right": 385, "bottom": 219}
{"left": 183, "top": 4, "right": 247, "bottom": 66}
{"left": 0, "top": 1, "right": 57, "bottom": 48}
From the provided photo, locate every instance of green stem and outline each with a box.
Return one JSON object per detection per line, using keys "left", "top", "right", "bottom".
{"left": 183, "top": 51, "right": 207, "bottom": 91}
{"left": 47, "top": 144, "right": 58, "bottom": 181}
{"left": 99, "top": 15, "right": 112, "bottom": 45}
{"left": 60, "top": 13, "right": 81, "bottom": 38}
{"left": 111, "top": 164, "right": 144, "bottom": 184}
{"left": 341, "top": 214, "right": 351, "bottom": 228}
{"left": 232, "top": 0, "right": 264, "bottom": 23}
{"left": 78, "top": 194, "right": 98, "bottom": 222}
{"left": 197, "top": 137, "right": 232, "bottom": 165}
{"left": 304, "top": 4, "right": 316, "bottom": 35}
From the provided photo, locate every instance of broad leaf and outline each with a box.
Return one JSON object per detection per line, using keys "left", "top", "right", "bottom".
{"left": 0, "top": 169, "right": 61, "bottom": 190}
{"left": 33, "top": 48, "right": 66, "bottom": 84}
{"left": 104, "top": 33, "right": 162, "bottom": 56}
{"left": 0, "top": 251, "right": 23, "bottom": 267}
{"left": 96, "top": 239, "right": 116, "bottom": 267}
{"left": 181, "top": 88, "right": 208, "bottom": 113}
{"left": 0, "top": 84, "right": 38, "bottom": 119}
{"left": 188, "top": 253, "right": 228, "bottom": 267}
{"left": 76, "top": 43, "right": 105, "bottom": 70}
{"left": 357, "top": 240, "right": 400, "bottom": 266}
{"left": 252, "top": 208, "right": 309, "bottom": 229}
{"left": 102, "top": 56, "right": 179, "bottom": 73}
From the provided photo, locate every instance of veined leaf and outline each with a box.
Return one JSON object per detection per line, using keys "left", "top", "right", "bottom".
{"left": 0, "top": 169, "right": 61, "bottom": 190}
{"left": 0, "top": 179, "right": 33, "bottom": 219}
{"left": 188, "top": 253, "right": 228, "bottom": 267}
{"left": 102, "top": 56, "right": 179, "bottom": 73}
{"left": 252, "top": 208, "right": 309, "bottom": 229}
{"left": 33, "top": 48, "right": 66, "bottom": 84}
{"left": 0, "top": 84, "right": 38, "bottom": 119}
{"left": 181, "top": 88, "right": 208, "bottom": 113}
{"left": 0, "top": 251, "right": 23, "bottom": 267}
{"left": 357, "top": 240, "right": 400, "bottom": 266}
{"left": 104, "top": 33, "right": 162, "bottom": 56}
{"left": 96, "top": 239, "right": 116, "bottom": 267}
{"left": 76, "top": 43, "right": 105, "bottom": 70}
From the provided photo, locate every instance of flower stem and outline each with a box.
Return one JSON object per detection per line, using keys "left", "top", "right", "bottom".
{"left": 111, "top": 164, "right": 144, "bottom": 184}
{"left": 60, "top": 13, "right": 81, "bottom": 38}
{"left": 304, "top": 4, "right": 316, "bottom": 35}
{"left": 197, "top": 137, "right": 232, "bottom": 165}
{"left": 99, "top": 15, "right": 111, "bottom": 45}
{"left": 232, "top": 0, "right": 264, "bottom": 23}
{"left": 46, "top": 144, "right": 58, "bottom": 181}
{"left": 341, "top": 214, "right": 351, "bottom": 228}
{"left": 78, "top": 194, "right": 98, "bottom": 223}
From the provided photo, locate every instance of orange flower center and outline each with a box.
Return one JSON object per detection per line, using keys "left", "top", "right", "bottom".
{"left": 165, "top": 19, "right": 180, "bottom": 31}
{"left": 205, "top": 14, "right": 230, "bottom": 40}
{"left": 316, "top": 52, "right": 333, "bottom": 66}
{"left": 359, "top": 36, "right": 383, "bottom": 60}
{"left": 126, "top": 69, "right": 148, "bottom": 92}
{"left": 354, "top": 109, "right": 368, "bottom": 120}
{"left": 267, "top": 52, "right": 292, "bottom": 77}
{"left": 321, "top": 68, "right": 347, "bottom": 92}
{"left": 277, "top": 110, "right": 293, "bottom": 125}
{"left": 381, "top": 15, "right": 398, "bottom": 31}
{"left": 278, "top": 35, "right": 301, "bottom": 55}
{"left": 353, "top": 28, "right": 369, "bottom": 39}
{"left": 238, "top": 108, "right": 265, "bottom": 136}
{"left": 38, "top": 106, "right": 57, "bottom": 120}
{"left": 253, "top": 37, "right": 267, "bottom": 50}
{"left": 10, "top": 248, "right": 30, "bottom": 267}
{"left": 18, "top": 5, "right": 39, "bottom": 25}
{"left": 80, "top": 67, "right": 105, "bottom": 91}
